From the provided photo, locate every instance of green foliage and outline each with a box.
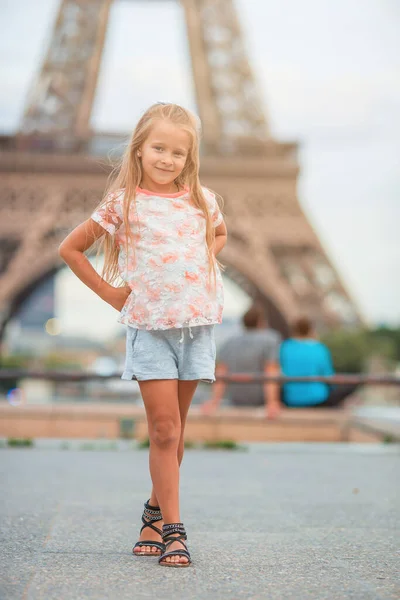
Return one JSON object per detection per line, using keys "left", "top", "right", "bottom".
{"left": 42, "top": 353, "right": 81, "bottom": 370}
{"left": 320, "top": 327, "right": 398, "bottom": 373}
{"left": 0, "top": 353, "right": 80, "bottom": 396}
{"left": 137, "top": 437, "right": 243, "bottom": 451}
{"left": 369, "top": 326, "right": 400, "bottom": 362}
{"left": 0, "top": 351, "right": 81, "bottom": 371}
{"left": 184, "top": 439, "right": 196, "bottom": 449}
{"left": 7, "top": 438, "right": 34, "bottom": 448}
{"left": 202, "top": 440, "right": 244, "bottom": 451}
{"left": 0, "top": 354, "right": 31, "bottom": 394}
{"left": 138, "top": 437, "right": 150, "bottom": 449}
{"left": 0, "top": 355, "right": 31, "bottom": 369}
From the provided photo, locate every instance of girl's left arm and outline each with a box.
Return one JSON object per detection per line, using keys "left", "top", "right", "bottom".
{"left": 213, "top": 220, "right": 228, "bottom": 256}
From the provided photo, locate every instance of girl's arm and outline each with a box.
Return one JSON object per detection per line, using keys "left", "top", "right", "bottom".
{"left": 58, "top": 219, "right": 131, "bottom": 311}
{"left": 213, "top": 220, "right": 227, "bottom": 256}
{"left": 201, "top": 363, "right": 228, "bottom": 414}
{"left": 263, "top": 360, "right": 281, "bottom": 420}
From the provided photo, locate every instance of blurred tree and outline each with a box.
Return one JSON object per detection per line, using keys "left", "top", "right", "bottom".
{"left": 0, "top": 354, "right": 30, "bottom": 369}
{"left": 0, "top": 354, "right": 30, "bottom": 393}
{"left": 321, "top": 328, "right": 397, "bottom": 373}
{"left": 369, "top": 326, "right": 400, "bottom": 362}
{"left": 43, "top": 352, "right": 81, "bottom": 370}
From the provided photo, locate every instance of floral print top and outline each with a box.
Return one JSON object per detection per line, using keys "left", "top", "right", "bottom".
{"left": 91, "top": 186, "right": 224, "bottom": 330}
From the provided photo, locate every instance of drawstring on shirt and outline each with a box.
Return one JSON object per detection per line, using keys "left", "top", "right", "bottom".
{"left": 179, "top": 327, "right": 194, "bottom": 343}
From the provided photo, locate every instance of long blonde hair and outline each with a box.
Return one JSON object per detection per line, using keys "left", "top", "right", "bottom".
{"left": 93, "top": 103, "right": 223, "bottom": 288}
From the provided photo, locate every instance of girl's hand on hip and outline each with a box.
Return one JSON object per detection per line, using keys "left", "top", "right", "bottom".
{"left": 104, "top": 285, "right": 131, "bottom": 311}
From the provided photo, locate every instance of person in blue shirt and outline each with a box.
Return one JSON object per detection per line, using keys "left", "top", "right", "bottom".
{"left": 280, "top": 317, "right": 358, "bottom": 408}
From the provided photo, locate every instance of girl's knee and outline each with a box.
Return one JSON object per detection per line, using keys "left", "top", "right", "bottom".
{"left": 150, "top": 416, "right": 181, "bottom": 448}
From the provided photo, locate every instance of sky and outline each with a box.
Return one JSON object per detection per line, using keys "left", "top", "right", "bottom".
{"left": 1, "top": 0, "right": 399, "bottom": 337}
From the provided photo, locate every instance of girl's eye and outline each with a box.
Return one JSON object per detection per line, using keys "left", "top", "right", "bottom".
{"left": 154, "top": 146, "right": 163, "bottom": 151}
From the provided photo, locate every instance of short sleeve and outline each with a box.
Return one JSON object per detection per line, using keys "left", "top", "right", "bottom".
{"left": 262, "top": 331, "right": 282, "bottom": 364}
{"left": 91, "top": 190, "right": 124, "bottom": 235}
{"left": 203, "top": 187, "right": 223, "bottom": 228}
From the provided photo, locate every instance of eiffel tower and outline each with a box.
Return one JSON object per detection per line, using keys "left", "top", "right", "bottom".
{"left": 0, "top": 0, "right": 361, "bottom": 340}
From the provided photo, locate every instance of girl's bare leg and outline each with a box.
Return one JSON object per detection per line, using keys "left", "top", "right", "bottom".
{"left": 136, "top": 379, "right": 199, "bottom": 564}
{"left": 149, "top": 379, "right": 198, "bottom": 502}
{"left": 140, "top": 379, "right": 181, "bottom": 525}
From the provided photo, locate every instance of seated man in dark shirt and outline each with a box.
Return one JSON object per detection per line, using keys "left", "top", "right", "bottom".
{"left": 201, "top": 304, "right": 282, "bottom": 419}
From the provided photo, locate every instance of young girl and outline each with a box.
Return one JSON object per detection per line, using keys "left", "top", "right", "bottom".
{"left": 59, "top": 103, "right": 227, "bottom": 567}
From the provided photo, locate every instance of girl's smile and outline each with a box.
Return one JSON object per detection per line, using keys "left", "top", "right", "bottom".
{"left": 139, "top": 120, "right": 190, "bottom": 193}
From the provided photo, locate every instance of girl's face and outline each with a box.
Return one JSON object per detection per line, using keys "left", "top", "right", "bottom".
{"left": 139, "top": 120, "right": 191, "bottom": 192}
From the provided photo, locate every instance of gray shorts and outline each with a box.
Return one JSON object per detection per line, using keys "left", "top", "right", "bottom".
{"left": 121, "top": 325, "right": 216, "bottom": 383}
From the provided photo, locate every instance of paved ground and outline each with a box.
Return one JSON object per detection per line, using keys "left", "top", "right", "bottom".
{"left": 0, "top": 443, "right": 399, "bottom": 600}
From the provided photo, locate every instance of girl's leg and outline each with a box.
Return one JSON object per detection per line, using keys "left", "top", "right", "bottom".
{"left": 137, "top": 379, "right": 187, "bottom": 564}
{"left": 161, "top": 380, "right": 198, "bottom": 565}
{"left": 148, "top": 380, "right": 198, "bottom": 504}
{"left": 137, "top": 380, "right": 199, "bottom": 563}
{"left": 140, "top": 379, "right": 181, "bottom": 521}
{"left": 139, "top": 380, "right": 198, "bottom": 561}
{"left": 177, "top": 379, "right": 199, "bottom": 461}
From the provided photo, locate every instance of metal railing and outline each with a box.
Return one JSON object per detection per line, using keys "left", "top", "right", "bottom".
{"left": 0, "top": 369, "right": 399, "bottom": 386}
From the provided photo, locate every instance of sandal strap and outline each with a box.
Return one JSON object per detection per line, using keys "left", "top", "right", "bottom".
{"left": 139, "top": 499, "right": 163, "bottom": 536}
{"left": 140, "top": 517, "right": 162, "bottom": 536}
{"left": 159, "top": 549, "right": 191, "bottom": 563}
{"left": 140, "top": 514, "right": 162, "bottom": 536}
{"left": 159, "top": 538, "right": 191, "bottom": 563}
{"left": 145, "top": 499, "right": 161, "bottom": 511}
{"left": 143, "top": 499, "right": 162, "bottom": 522}
{"left": 162, "top": 522, "right": 184, "bottom": 530}
{"left": 163, "top": 534, "right": 187, "bottom": 549}
{"left": 159, "top": 523, "right": 191, "bottom": 564}
{"left": 134, "top": 540, "right": 165, "bottom": 552}
{"left": 162, "top": 523, "right": 186, "bottom": 539}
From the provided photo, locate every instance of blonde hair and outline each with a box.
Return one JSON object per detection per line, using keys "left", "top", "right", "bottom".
{"left": 93, "top": 103, "right": 223, "bottom": 289}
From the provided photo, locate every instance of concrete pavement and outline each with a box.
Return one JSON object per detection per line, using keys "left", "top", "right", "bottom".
{"left": 1, "top": 443, "right": 399, "bottom": 600}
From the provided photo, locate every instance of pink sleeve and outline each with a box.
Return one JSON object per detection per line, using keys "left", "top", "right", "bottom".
{"left": 91, "top": 190, "right": 123, "bottom": 235}
{"left": 212, "top": 199, "right": 223, "bottom": 228}
{"left": 204, "top": 188, "right": 223, "bottom": 228}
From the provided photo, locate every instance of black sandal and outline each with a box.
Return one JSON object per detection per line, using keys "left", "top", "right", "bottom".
{"left": 158, "top": 523, "right": 192, "bottom": 567}
{"left": 132, "top": 499, "right": 165, "bottom": 557}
